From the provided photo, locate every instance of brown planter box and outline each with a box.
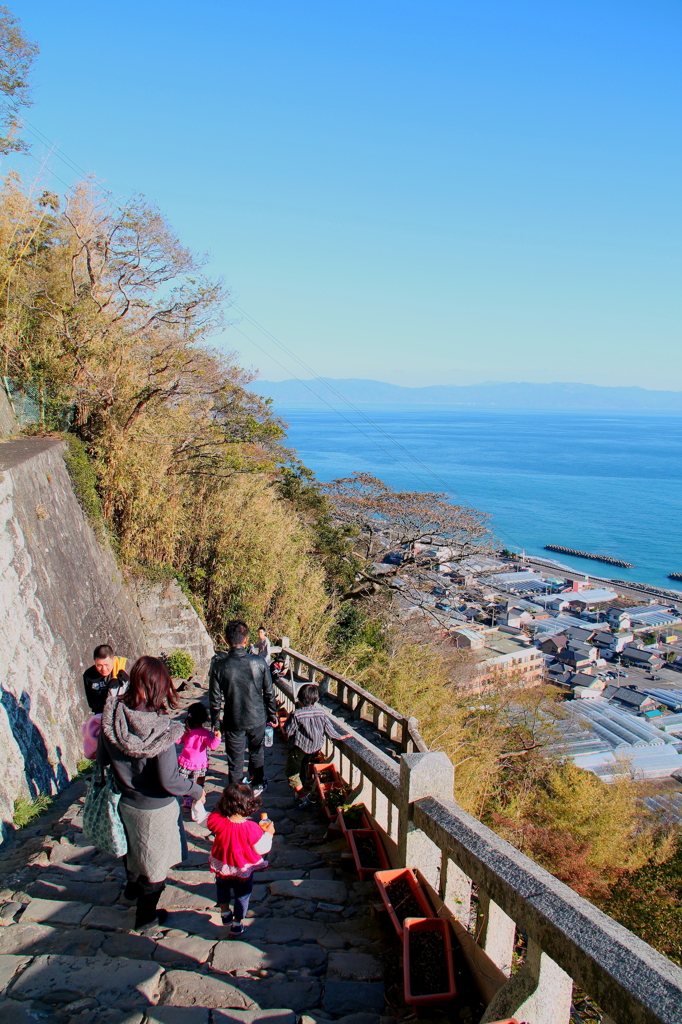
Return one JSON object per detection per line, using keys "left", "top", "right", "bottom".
{"left": 403, "top": 916, "right": 457, "bottom": 1007}
{"left": 347, "top": 827, "right": 390, "bottom": 879}
{"left": 374, "top": 867, "right": 434, "bottom": 937}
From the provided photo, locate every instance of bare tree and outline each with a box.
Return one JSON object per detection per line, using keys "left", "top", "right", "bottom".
{"left": 323, "top": 472, "right": 492, "bottom": 609}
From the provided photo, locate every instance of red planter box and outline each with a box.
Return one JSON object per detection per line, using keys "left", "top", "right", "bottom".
{"left": 374, "top": 867, "right": 434, "bottom": 937}
{"left": 337, "top": 805, "right": 371, "bottom": 840}
{"left": 403, "top": 916, "right": 457, "bottom": 1007}
{"left": 317, "top": 781, "right": 349, "bottom": 820}
{"left": 347, "top": 828, "right": 390, "bottom": 879}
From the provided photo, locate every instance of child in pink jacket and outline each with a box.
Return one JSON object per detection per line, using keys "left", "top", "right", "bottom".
{"left": 178, "top": 702, "right": 220, "bottom": 807}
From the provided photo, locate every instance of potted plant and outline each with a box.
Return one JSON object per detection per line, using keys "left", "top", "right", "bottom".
{"left": 347, "top": 827, "right": 390, "bottom": 879}
{"left": 403, "top": 916, "right": 457, "bottom": 1007}
{"left": 337, "top": 802, "right": 371, "bottom": 839}
{"left": 374, "top": 867, "right": 434, "bottom": 936}
{"left": 320, "top": 783, "right": 351, "bottom": 821}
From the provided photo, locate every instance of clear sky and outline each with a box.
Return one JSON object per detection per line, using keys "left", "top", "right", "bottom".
{"left": 9, "top": 1, "right": 682, "bottom": 389}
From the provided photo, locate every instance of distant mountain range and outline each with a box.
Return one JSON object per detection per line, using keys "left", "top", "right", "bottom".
{"left": 252, "top": 378, "right": 682, "bottom": 411}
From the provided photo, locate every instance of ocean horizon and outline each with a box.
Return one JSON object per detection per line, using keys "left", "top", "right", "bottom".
{"left": 274, "top": 404, "right": 682, "bottom": 593}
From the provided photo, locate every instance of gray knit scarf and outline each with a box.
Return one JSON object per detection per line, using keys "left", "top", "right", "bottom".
{"left": 102, "top": 694, "right": 184, "bottom": 759}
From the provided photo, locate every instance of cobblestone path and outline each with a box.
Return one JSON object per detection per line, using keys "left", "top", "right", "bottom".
{"left": 0, "top": 686, "right": 399, "bottom": 1024}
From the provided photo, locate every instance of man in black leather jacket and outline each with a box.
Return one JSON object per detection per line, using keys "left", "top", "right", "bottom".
{"left": 209, "top": 620, "right": 278, "bottom": 793}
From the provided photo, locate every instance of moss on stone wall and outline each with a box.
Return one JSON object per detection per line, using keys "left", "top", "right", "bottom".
{"left": 62, "top": 434, "right": 105, "bottom": 541}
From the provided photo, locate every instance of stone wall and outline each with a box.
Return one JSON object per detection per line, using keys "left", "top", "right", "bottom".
{"left": 0, "top": 435, "right": 213, "bottom": 842}
{"left": 130, "top": 577, "right": 215, "bottom": 684}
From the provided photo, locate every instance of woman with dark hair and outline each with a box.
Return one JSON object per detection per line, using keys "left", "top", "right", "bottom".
{"left": 98, "top": 655, "right": 205, "bottom": 930}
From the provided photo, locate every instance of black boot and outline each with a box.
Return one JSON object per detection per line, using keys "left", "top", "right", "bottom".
{"left": 135, "top": 886, "right": 167, "bottom": 929}
{"left": 123, "top": 877, "right": 142, "bottom": 902}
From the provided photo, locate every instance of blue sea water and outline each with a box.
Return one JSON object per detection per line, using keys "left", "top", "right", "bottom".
{"left": 276, "top": 405, "right": 682, "bottom": 593}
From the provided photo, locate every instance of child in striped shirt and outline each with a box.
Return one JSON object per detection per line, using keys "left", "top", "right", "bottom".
{"left": 283, "top": 684, "right": 351, "bottom": 807}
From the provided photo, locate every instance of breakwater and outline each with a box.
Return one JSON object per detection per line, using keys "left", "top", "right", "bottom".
{"left": 544, "top": 544, "right": 634, "bottom": 568}
{"left": 670, "top": 573, "right": 682, "bottom": 582}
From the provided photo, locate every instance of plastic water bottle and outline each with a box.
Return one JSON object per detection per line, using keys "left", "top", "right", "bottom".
{"left": 264, "top": 724, "right": 274, "bottom": 747}
{"left": 259, "top": 812, "right": 272, "bottom": 830}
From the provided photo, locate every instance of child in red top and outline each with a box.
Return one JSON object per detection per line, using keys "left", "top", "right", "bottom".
{"left": 178, "top": 703, "right": 220, "bottom": 808}
{"left": 207, "top": 782, "right": 274, "bottom": 935}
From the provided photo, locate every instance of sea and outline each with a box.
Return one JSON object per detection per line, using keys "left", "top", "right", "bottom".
{"left": 275, "top": 405, "right": 682, "bottom": 594}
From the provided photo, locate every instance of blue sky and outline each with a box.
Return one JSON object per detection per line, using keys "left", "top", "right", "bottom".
{"left": 9, "top": 1, "right": 682, "bottom": 389}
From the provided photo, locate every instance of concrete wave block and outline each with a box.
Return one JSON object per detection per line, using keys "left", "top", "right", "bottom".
{"left": 8, "top": 954, "right": 163, "bottom": 1008}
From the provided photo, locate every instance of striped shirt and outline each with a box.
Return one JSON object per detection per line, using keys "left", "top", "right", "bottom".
{"left": 283, "top": 705, "right": 347, "bottom": 754}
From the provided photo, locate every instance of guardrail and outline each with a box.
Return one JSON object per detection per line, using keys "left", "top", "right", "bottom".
{"left": 272, "top": 669, "right": 682, "bottom": 1024}
{"left": 279, "top": 639, "right": 427, "bottom": 753}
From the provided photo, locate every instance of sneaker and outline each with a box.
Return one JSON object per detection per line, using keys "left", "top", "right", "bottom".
{"left": 221, "top": 910, "right": 234, "bottom": 925}
{"left": 252, "top": 778, "right": 268, "bottom": 796}
{"left": 230, "top": 921, "right": 244, "bottom": 936}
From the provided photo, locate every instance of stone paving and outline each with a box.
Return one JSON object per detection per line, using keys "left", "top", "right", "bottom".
{"left": 0, "top": 684, "right": 405, "bottom": 1024}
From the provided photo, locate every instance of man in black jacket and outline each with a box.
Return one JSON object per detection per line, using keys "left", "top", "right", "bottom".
{"left": 82, "top": 644, "right": 130, "bottom": 715}
{"left": 209, "top": 620, "right": 277, "bottom": 793}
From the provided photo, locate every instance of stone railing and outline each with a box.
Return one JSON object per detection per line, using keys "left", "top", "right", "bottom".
{"left": 272, "top": 670, "right": 682, "bottom": 1024}
{"left": 279, "top": 639, "right": 427, "bottom": 753}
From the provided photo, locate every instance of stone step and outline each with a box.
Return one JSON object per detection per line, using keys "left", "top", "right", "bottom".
{"left": 0, "top": 733, "right": 394, "bottom": 1023}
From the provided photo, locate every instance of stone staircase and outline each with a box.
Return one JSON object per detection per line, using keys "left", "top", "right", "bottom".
{"left": 0, "top": 696, "right": 400, "bottom": 1024}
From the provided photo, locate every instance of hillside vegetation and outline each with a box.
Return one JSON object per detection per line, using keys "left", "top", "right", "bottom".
{"left": 0, "top": 176, "right": 333, "bottom": 651}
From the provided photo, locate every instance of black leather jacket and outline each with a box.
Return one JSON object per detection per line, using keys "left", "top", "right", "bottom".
{"left": 209, "top": 647, "right": 277, "bottom": 732}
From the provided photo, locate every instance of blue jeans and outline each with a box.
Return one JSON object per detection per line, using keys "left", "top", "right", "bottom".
{"left": 215, "top": 874, "right": 254, "bottom": 920}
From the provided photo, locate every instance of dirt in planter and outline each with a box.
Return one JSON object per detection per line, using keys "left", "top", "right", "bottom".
{"left": 341, "top": 809, "right": 366, "bottom": 828}
{"left": 384, "top": 877, "right": 424, "bottom": 923}
{"left": 409, "top": 929, "right": 449, "bottom": 996}
{"left": 317, "top": 769, "right": 336, "bottom": 783}
{"left": 353, "top": 834, "right": 382, "bottom": 868}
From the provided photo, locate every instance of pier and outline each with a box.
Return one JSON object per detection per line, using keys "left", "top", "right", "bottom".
{"left": 544, "top": 544, "right": 634, "bottom": 568}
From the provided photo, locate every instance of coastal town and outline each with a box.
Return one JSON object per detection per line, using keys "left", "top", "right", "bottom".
{"left": 384, "top": 545, "right": 682, "bottom": 790}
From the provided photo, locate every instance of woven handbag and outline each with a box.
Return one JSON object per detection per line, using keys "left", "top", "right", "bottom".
{"left": 82, "top": 765, "right": 128, "bottom": 858}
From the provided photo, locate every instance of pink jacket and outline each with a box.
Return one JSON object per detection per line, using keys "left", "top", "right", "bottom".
{"left": 82, "top": 715, "right": 102, "bottom": 759}
{"left": 178, "top": 726, "right": 220, "bottom": 771}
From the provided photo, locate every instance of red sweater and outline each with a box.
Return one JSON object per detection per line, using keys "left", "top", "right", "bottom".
{"left": 207, "top": 812, "right": 271, "bottom": 878}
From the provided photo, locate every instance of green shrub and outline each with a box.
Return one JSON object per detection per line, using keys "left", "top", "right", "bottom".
{"left": 76, "top": 759, "right": 94, "bottom": 776}
{"left": 165, "top": 649, "right": 194, "bottom": 679}
{"left": 13, "top": 794, "right": 52, "bottom": 829}
{"left": 62, "top": 434, "right": 105, "bottom": 540}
